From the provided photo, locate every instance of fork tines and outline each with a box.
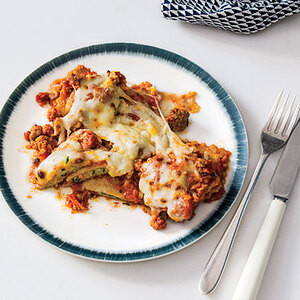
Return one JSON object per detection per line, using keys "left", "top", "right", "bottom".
{"left": 265, "top": 90, "right": 300, "bottom": 137}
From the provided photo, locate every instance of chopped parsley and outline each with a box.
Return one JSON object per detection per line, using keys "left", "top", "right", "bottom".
{"left": 64, "top": 156, "right": 69, "bottom": 164}
{"left": 72, "top": 176, "right": 81, "bottom": 183}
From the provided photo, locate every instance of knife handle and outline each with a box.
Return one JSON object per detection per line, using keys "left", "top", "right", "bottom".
{"left": 232, "top": 198, "right": 286, "bottom": 300}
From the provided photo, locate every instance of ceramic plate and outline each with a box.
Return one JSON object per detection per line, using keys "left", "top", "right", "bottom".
{"left": 0, "top": 43, "right": 248, "bottom": 262}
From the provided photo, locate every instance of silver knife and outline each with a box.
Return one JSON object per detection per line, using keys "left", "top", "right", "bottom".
{"left": 232, "top": 121, "right": 300, "bottom": 300}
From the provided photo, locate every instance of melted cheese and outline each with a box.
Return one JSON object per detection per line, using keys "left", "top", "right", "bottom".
{"left": 139, "top": 156, "right": 196, "bottom": 222}
{"left": 36, "top": 72, "right": 196, "bottom": 223}
{"left": 36, "top": 75, "right": 186, "bottom": 186}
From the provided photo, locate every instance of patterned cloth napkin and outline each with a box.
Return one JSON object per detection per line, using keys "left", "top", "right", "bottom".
{"left": 161, "top": 0, "right": 300, "bottom": 34}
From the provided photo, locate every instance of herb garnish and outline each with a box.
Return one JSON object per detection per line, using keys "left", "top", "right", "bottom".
{"left": 72, "top": 176, "right": 81, "bottom": 183}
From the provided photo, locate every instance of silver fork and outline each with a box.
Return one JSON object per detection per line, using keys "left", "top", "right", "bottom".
{"left": 199, "top": 91, "right": 300, "bottom": 295}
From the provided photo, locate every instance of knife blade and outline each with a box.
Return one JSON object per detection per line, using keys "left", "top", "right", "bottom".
{"left": 232, "top": 121, "right": 300, "bottom": 300}
{"left": 270, "top": 120, "right": 300, "bottom": 200}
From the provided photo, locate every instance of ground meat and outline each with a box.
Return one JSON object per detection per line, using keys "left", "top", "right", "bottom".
{"left": 24, "top": 131, "right": 30, "bottom": 142}
{"left": 36, "top": 92, "right": 51, "bottom": 107}
{"left": 59, "top": 81, "right": 73, "bottom": 100}
{"left": 25, "top": 124, "right": 57, "bottom": 158}
{"left": 141, "top": 206, "right": 168, "bottom": 230}
{"left": 42, "top": 124, "right": 54, "bottom": 136}
{"left": 183, "top": 142, "right": 231, "bottom": 204}
{"left": 165, "top": 108, "right": 190, "bottom": 132}
{"left": 49, "top": 79, "right": 63, "bottom": 100}
{"left": 194, "top": 158, "right": 213, "bottom": 174}
{"left": 150, "top": 211, "right": 168, "bottom": 230}
{"left": 66, "top": 65, "right": 96, "bottom": 89}
{"left": 186, "top": 141, "right": 231, "bottom": 180}
{"left": 65, "top": 190, "right": 98, "bottom": 213}
{"left": 76, "top": 130, "right": 101, "bottom": 150}
{"left": 125, "top": 88, "right": 159, "bottom": 113}
{"left": 29, "top": 125, "right": 43, "bottom": 141}
{"left": 35, "top": 66, "right": 97, "bottom": 123}
{"left": 94, "top": 87, "right": 113, "bottom": 103}
{"left": 118, "top": 172, "right": 142, "bottom": 204}
{"left": 47, "top": 107, "right": 59, "bottom": 122}
{"left": 107, "top": 71, "right": 127, "bottom": 86}
{"left": 29, "top": 135, "right": 58, "bottom": 157}
{"left": 130, "top": 81, "right": 162, "bottom": 102}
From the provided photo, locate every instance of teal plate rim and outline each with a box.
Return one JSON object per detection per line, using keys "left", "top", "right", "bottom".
{"left": 0, "top": 43, "right": 248, "bottom": 262}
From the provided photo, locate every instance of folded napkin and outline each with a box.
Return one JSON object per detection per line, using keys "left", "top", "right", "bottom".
{"left": 161, "top": 0, "right": 300, "bottom": 34}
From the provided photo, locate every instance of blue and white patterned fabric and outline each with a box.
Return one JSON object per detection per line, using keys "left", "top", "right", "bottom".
{"left": 161, "top": 0, "right": 300, "bottom": 34}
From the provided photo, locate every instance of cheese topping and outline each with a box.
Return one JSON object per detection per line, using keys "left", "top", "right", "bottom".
{"left": 37, "top": 75, "right": 191, "bottom": 190}
{"left": 139, "top": 155, "right": 197, "bottom": 222}
{"left": 25, "top": 66, "right": 231, "bottom": 229}
{"left": 36, "top": 73, "right": 199, "bottom": 222}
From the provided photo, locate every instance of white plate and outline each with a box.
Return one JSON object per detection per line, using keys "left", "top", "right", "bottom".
{"left": 0, "top": 43, "right": 248, "bottom": 262}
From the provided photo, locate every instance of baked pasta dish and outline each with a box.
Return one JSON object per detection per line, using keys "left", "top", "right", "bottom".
{"left": 24, "top": 65, "right": 231, "bottom": 230}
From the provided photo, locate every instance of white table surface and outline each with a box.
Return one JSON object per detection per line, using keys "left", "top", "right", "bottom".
{"left": 1, "top": 1, "right": 299, "bottom": 299}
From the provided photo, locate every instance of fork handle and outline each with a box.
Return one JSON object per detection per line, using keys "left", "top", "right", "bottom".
{"left": 199, "top": 152, "right": 269, "bottom": 295}
{"left": 232, "top": 198, "right": 286, "bottom": 300}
